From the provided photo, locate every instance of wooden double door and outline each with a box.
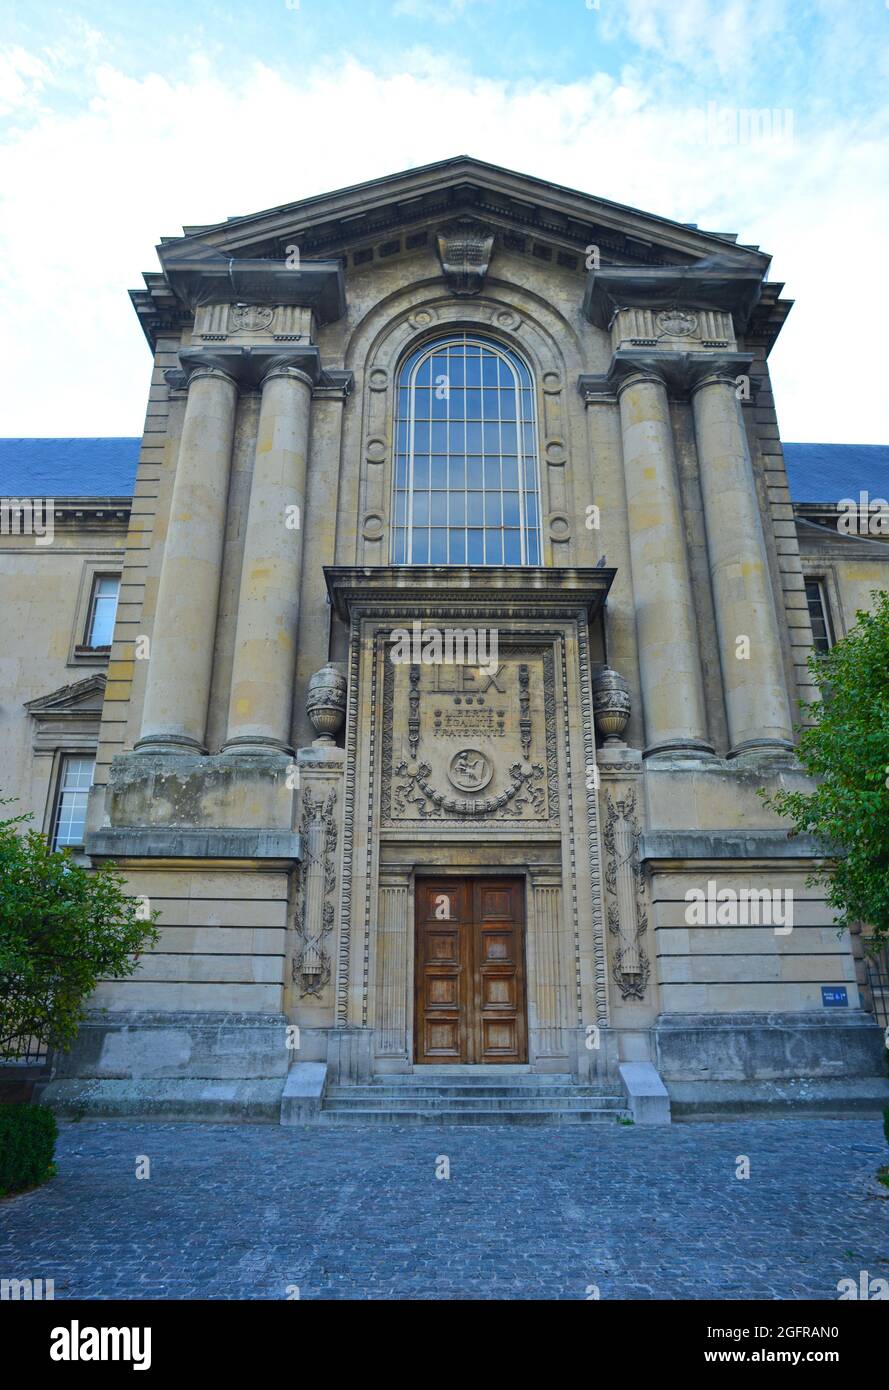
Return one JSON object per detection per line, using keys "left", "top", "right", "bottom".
{"left": 414, "top": 877, "right": 527, "bottom": 1064}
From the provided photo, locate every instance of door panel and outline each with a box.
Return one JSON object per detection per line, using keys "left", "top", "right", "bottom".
{"left": 415, "top": 877, "right": 526, "bottom": 1064}
{"left": 472, "top": 879, "right": 526, "bottom": 1064}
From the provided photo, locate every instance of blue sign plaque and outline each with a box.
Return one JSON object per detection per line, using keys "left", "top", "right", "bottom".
{"left": 821, "top": 986, "right": 848, "bottom": 1007}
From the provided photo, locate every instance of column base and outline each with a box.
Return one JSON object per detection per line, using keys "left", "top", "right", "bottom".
{"left": 727, "top": 737, "right": 796, "bottom": 761}
{"left": 133, "top": 733, "right": 206, "bottom": 755}
{"left": 220, "top": 735, "right": 294, "bottom": 758}
{"left": 642, "top": 738, "right": 715, "bottom": 760}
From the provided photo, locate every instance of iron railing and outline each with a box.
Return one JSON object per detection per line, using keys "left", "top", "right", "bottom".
{"left": 864, "top": 944, "right": 889, "bottom": 1030}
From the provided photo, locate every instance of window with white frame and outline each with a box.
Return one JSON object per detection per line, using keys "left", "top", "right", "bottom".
{"left": 804, "top": 578, "right": 834, "bottom": 655}
{"left": 52, "top": 756, "right": 95, "bottom": 850}
{"left": 391, "top": 334, "right": 542, "bottom": 565}
{"left": 85, "top": 575, "right": 120, "bottom": 648}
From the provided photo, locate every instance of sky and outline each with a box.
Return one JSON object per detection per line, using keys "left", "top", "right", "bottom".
{"left": 1, "top": 0, "right": 888, "bottom": 444}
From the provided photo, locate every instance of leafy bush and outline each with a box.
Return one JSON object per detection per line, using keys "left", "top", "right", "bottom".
{"left": 0, "top": 803, "right": 159, "bottom": 1059}
{"left": 0, "top": 1104, "right": 57, "bottom": 1195}
{"left": 762, "top": 590, "right": 889, "bottom": 950}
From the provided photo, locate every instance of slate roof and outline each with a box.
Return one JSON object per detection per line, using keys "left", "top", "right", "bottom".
{"left": 0, "top": 438, "right": 140, "bottom": 498}
{"left": 782, "top": 443, "right": 889, "bottom": 504}
{"left": 0, "top": 437, "right": 886, "bottom": 506}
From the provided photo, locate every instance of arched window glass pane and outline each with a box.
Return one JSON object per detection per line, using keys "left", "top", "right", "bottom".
{"left": 392, "top": 333, "right": 541, "bottom": 565}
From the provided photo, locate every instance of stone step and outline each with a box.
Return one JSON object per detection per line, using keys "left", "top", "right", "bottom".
{"left": 317, "top": 1106, "right": 628, "bottom": 1126}
{"left": 364, "top": 1071, "right": 576, "bottom": 1083}
{"left": 325, "top": 1094, "right": 625, "bottom": 1111}
{"left": 326, "top": 1083, "right": 613, "bottom": 1097}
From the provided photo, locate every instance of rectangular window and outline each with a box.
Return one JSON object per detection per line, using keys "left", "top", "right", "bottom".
{"left": 85, "top": 575, "right": 120, "bottom": 648}
{"left": 804, "top": 578, "right": 834, "bottom": 655}
{"left": 52, "top": 756, "right": 95, "bottom": 850}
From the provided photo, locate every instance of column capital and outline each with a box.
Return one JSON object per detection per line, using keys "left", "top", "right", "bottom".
{"left": 606, "top": 348, "right": 754, "bottom": 398}
{"left": 170, "top": 344, "right": 324, "bottom": 391}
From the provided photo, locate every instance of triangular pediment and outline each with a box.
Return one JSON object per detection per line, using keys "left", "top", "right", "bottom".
{"left": 171, "top": 155, "right": 768, "bottom": 271}
{"left": 25, "top": 674, "right": 106, "bottom": 718}
{"left": 133, "top": 156, "right": 789, "bottom": 351}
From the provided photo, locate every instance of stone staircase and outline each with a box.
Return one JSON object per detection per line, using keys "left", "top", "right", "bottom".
{"left": 318, "top": 1071, "right": 629, "bottom": 1125}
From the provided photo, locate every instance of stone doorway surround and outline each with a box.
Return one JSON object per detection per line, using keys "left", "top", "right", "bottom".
{"left": 324, "top": 564, "right": 619, "bottom": 1084}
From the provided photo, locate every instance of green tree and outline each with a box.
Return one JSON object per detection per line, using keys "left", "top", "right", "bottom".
{"left": 0, "top": 804, "right": 159, "bottom": 1059}
{"left": 763, "top": 590, "right": 889, "bottom": 951}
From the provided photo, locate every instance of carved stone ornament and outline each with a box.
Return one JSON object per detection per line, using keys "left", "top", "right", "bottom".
{"left": 447, "top": 748, "right": 493, "bottom": 793}
{"left": 436, "top": 219, "right": 495, "bottom": 296}
{"left": 381, "top": 647, "right": 558, "bottom": 826}
{"left": 655, "top": 308, "right": 698, "bottom": 338}
{"left": 393, "top": 758, "right": 545, "bottom": 819}
{"left": 592, "top": 666, "right": 631, "bottom": 744}
{"left": 602, "top": 787, "right": 650, "bottom": 1000}
{"left": 292, "top": 786, "right": 338, "bottom": 997}
{"left": 229, "top": 304, "right": 276, "bottom": 333}
{"left": 306, "top": 662, "right": 347, "bottom": 741}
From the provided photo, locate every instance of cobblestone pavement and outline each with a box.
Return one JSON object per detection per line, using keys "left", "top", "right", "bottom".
{"left": 1, "top": 1118, "right": 887, "bottom": 1300}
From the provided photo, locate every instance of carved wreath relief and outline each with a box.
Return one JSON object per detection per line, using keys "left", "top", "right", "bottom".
{"left": 382, "top": 648, "right": 558, "bottom": 825}
{"left": 602, "top": 787, "right": 650, "bottom": 1000}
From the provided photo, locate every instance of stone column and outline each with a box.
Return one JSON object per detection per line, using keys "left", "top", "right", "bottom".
{"left": 616, "top": 370, "right": 711, "bottom": 756}
{"left": 136, "top": 359, "right": 239, "bottom": 753}
{"left": 223, "top": 364, "right": 313, "bottom": 755}
{"left": 691, "top": 371, "right": 793, "bottom": 756}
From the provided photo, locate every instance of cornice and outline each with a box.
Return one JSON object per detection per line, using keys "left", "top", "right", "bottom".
{"left": 157, "top": 241, "right": 346, "bottom": 321}
{"left": 25, "top": 672, "right": 106, "bottom": 716}
{"left": 324, "top": 564, "right": 616, "bottom": 623}
{"left": 583, "top": 263, "right": 765, "bottom": 333}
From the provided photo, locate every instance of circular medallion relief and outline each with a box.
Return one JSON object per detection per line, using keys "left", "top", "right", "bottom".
{"left": 229, "top": 305, "right": 275, "bottom": 333}
{"left": 408, "top": 308, "right": 437, "bottom": 330}
{"left": 545, "top": 438, "right": 567, "bottom": 466}
{"left": 542, "top": 371, "right": 563, "bottom": 394}
{"left": 656, "top": 309, "right": 698, "bottom": 338}
{"left": 368, "top": 367, "right": 388, "bottom": 392}
{"left": 547, "top": 512, "right": 571, "bottom": 541}
{"left": 493, "top": 309, "right": 520, "bottom": 330}
{"left": 366, "top": 437, "right": 387, "bottom": 463}
{"left": 447, "top": 748, "right": 493, "bottom": 793}
{"left": 361, "top": 513, "right": 385, "bottom": 542}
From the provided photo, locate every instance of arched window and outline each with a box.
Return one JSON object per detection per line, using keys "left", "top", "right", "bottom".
{"left": 392, "top": 333, "right": 541, "bottom": 565}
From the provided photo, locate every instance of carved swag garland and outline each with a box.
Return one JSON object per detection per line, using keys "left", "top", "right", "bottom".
{"left": 393, "top": 758, "right": 545, "bottom": 819}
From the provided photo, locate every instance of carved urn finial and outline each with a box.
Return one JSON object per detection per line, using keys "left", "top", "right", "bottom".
{"left": 592, "top": 666, "right": 631, "bottom": 745}
{"left": 306, "top": 662, "right": 347, "bottom": 743}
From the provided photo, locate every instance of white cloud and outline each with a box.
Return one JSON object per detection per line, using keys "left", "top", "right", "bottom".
{"left": 0, "top": 37, "right": 886, "bottom": 442}
{"left": 391, "top": 0, "right": 495, "bottom": 21}
{"left": 603, "top": 0, "right": 792, "bottom": 83}
{"left": 0, "top": 46, "right": 52, "bottom": 116}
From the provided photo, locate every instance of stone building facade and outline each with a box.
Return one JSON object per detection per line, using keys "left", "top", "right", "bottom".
{"left": 3, "top": 158, "right": 887, "bottom": 1120}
